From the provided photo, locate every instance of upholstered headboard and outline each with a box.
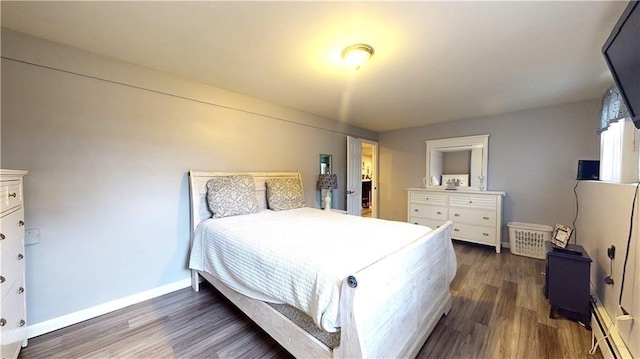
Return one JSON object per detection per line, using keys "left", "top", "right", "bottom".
{"left": 188, "top": 170, "right": 303, "bottom": 231}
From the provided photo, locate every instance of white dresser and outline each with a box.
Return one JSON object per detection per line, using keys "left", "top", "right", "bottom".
{"left": 407, "top": 188, "right": 505, "bottom": 253}
{"left": 1, "top": 170, "right": 28, "bottom": 359}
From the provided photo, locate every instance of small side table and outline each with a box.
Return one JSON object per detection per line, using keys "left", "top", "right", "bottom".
{"left": 544, "top": 241, "right": 592, "bottom": 329}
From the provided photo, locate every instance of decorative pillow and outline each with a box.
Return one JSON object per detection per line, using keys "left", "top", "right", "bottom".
{"left": 206, "top": 175, "right": 261, "bottom": 218}
{"left": 266, "top": 178, "right": 305, "bottom": 211}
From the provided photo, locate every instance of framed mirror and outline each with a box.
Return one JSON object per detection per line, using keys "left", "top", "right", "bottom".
{"left": 425, "top": 134, "right": 489, "bottom": 191}
{"left": 319, "top": 154, "right": 333, "bottom": 208}
{"left": 320, "top": 154, "right": 332, "bottom": 174}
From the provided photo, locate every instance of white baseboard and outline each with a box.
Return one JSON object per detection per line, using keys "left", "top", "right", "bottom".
{"left": 591, "top": 294, "right": 633, "bottom": 359}
{"left": 27, "top": 278, "right": 192, "bottom": 339}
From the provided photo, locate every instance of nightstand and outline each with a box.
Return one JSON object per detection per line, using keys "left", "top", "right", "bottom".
{"left": 544, "top": 241, "right": 592, "bottom": 329}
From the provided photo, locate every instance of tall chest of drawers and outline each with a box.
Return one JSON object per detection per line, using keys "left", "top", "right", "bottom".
{"left": 0, "top": 170, "right": 28, "bottom": 359}
{"left": 408, "top": 188, "right": 505, "bottom": 253}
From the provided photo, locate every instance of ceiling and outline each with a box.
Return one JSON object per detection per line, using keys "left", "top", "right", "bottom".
{"left": 0, "top": 1, "right": 628, "bottom": 132}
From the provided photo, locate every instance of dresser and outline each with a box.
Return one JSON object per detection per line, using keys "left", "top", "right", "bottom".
{"left": 1, "top": 170, "right": 28, "bottom": 359}
{"left": 407, "top": 188, "right": 505, "bottom": 253}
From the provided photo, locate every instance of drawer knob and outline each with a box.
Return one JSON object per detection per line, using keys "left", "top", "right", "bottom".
{"left": 0, "top": 318, "right": 5, "bottom": 327}
{"left": 0, "top": 276, "right": 5, "bottom": 283}
{"left": 17, "top": 253, "right": 24, "bottom": 260}
{"left": 19, "top": 319, "right": 26, "bottom": 327}
{"left": 18, "top": 220, "right": 25, "bottom": 226}
{"left": 0, "top": 233, "right": 4, "bottom": 240}
{"left": 469, "top": 201, "right": 473, "bottom": 204}
{"left": 454, "top": 228, "right": 460, "bottom": 232}
{"left": 414, "top": 222, "right": 419, "bottom": 225}
{"left": 414, "top": 209, "right": 419, "bottom": 212}
{"left": 483, "top": 233, "right": 489, "bottom": 236}
{"left": 8, "top": 192, "right": 17, "bottom": 198}
{"left": 18, "top": 287, "right": 24, "bottom": 294}
{"left": 483, "top": 216, "right": 490, "bottom": 220}
{"left": 454, "top": 213, "right": 460, "bottom": 217}
{"left": 437, "top": 211, "right": 442, "bottom": 214}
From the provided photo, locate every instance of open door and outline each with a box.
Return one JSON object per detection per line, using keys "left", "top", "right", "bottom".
{"left": 347, "top": 136, "right": 379, "bottom": 217}
{"left": 347, "top": 136, "right": 362, "bottom": 216}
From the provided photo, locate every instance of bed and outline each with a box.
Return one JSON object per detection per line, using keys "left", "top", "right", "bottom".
{"left": 188, "top": 170, "right": 456, "bottom": 358}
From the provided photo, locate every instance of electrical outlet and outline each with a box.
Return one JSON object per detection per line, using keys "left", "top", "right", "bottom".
{"left": 607, "top": 245, "right": 616, "bottom": 259}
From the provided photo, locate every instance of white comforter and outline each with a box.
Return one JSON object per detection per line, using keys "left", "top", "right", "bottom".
{"left": 189, "top": 207, "right": 448, "bottom": 332}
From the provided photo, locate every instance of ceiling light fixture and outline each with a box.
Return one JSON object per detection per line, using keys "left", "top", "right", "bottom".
{"left": 341, "top": 44, "right": 374, "bottom": 69}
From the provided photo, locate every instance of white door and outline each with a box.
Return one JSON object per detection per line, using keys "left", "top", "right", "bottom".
{"left": 347, "top": 136, "right": 362, "bottom": 216}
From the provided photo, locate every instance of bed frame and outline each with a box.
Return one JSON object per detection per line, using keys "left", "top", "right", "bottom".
{"left": 188, "top": 170, "right": 455, "bottom": 358}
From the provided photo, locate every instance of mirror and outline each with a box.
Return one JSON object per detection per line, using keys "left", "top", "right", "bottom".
{"left": 425, "top": 134, "right": 489, "bottom": 191}
{"left": 320, "top": 154, "right": 332, "bottom": 174}
{"left": 319, "top": 154, "right": 333, "bottom": 209}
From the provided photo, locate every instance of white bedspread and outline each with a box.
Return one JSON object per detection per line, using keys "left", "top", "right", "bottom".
{"left": 189, "top": 207, "right": 454, "bottom": 332}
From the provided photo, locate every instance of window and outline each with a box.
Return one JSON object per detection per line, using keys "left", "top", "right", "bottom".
{"left": 599, "top": 118, "right": 639, "bottom": 183}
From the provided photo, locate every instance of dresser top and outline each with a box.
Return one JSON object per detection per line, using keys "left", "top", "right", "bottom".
{"left": 0, "top": 169, "right": 28, "bottom": 179}
{"left": 407, "top": 187, "right": 506, "bottom": 196}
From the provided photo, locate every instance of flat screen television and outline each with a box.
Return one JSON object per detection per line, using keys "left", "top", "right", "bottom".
{"left": 602, "top": 1, "right": 640, "bottom": 127}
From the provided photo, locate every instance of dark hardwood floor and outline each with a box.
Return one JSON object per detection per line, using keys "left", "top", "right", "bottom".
{"left": 19, "top": 241, "right": 601, "bottom": 358}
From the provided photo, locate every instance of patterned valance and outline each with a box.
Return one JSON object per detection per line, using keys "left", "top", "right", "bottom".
{"left": 598, "top": 85, "right": 630, "bottom": 134}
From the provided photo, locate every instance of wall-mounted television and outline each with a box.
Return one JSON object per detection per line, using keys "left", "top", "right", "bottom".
{"left": 602, "top": 1, "right": 640, "bottom": 127}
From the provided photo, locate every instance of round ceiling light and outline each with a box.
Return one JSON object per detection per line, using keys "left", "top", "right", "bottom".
{"left": 341, "top": 44, "right": 374, "bottom": 69}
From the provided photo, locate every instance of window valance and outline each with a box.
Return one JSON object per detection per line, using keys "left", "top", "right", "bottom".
{"left": 598, "top": 86, "right": 630, "bottom": 134}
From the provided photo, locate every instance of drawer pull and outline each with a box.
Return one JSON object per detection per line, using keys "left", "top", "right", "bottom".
{"left": 18, "top": 220, "right": 25, "bottom": 226}
{"left": 19, "top": 319, "right": 26, "bottom": 327}
{"left": 469, "top": 201, "right": 473, "bottom": 204}
{"left": 0, "top": 319, "right": 5, "bottom": 327}
{"left": 483, "top": 233, "right": 489, "bottom": 236}
{"left": 437, "top": 211, "right": 442, "bottom": 214}
{"left": 454, "top": 228, "right": 460, "bottom": 232}
{"left": 0, "top": 233, "right": 4, "bottom": 240}
{"left": 483, "top": 216, "right": 490, "bottom": 220}
{"left": 8, "top": 192, "right": 17, "bottom": 198}
{"left": 17, "top": 253, "right": 24, "bottom": 260}
{"left": 18, "top": 287, "right": 24, "bottom": 294}
{"left": 454, "top": 213, "right": 460, "bottom": 217}
{"left": 414, "top": 222, "right": 419, "bottom": 225}
{"left": 414, "top": 209, "right": 419, "bottom": 212}
{"left": 0, "top": 276, "right": 5, "bottom": 283}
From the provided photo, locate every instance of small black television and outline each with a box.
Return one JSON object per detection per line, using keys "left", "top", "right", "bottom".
{"left": 602, "top": 1, "right": 640, "bottom": 128}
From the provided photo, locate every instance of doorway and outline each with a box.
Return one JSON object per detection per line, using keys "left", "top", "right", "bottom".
{"left": 346, "top": 136, "right": 378, "bottom": 218}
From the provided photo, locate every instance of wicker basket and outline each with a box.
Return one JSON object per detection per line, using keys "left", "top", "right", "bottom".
{"left": 507, "top": 222, "right": 553, "bottom": 259}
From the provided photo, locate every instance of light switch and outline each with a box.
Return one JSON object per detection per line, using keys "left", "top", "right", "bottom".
{"left": 25, "top": 228, "right": 40, "bottom": 245}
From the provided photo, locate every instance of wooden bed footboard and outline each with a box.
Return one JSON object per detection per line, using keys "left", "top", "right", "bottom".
{"left": 334, "top": 221, "right": 454, "bottom": 359}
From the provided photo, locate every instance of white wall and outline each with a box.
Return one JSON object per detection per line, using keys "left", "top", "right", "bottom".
{"left": 0, "top": 29, "right": 376, "bottom": 329}
{"left": 577, "top": 181, "right": 639, "bottom": 357}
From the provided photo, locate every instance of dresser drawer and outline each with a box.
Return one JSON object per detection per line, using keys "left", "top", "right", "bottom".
{"left": 449, "top": 207, "right": 496, "bottom": 227}
{"left": 0, "top": 280, "right": 27, "bottom": 344}
{"left": 409, "top": 217, "right": 446, "bottom": 229}
{"left": 1, "top": 259, "right": 24, "bottom": 301}
{"left": 409, "top": 191, "right": 447, "bottom": 206}
{"left": 0, "top": 182, "right": 23, "bottom": 214}
{"left": 449, "top": 194, "right": 497, "bottom": 210}
{"left": 451, "top": 222, "right": 497, "bottom": 245}
{"left": 410, "top": 203, "right": 448, "bottom": 221}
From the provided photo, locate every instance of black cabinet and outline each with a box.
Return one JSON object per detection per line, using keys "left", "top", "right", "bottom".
{"left": 362, "top": 180, "right": 371, "bottom": 208}
{"left": 544, "top": 241, "right": 592, "bottom": 328}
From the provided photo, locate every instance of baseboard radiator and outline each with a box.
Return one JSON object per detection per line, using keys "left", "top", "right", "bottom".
{"left": 591, "top": 295, "right": 633, "bottom": 359}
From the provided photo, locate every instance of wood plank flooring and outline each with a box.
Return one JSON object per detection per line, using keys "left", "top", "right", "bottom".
{"left": 19, "top": 241, "right": 602, "bottom": 358}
